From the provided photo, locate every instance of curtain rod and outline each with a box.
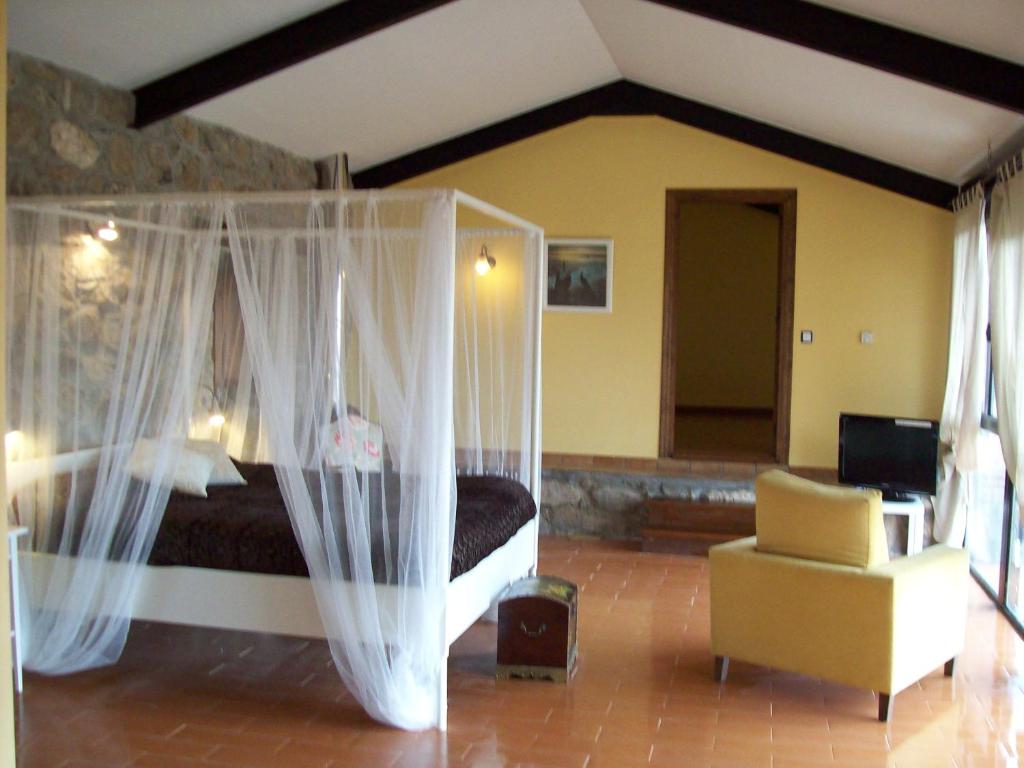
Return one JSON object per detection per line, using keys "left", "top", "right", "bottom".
{"left": 955, "top": 144, "right": 1024, "bottom": 206}
{"left": 952, "top": 183, "right": 985, "bottom": 212}
{"left": 996, "top": 151, "right": 1023, "bottom": 183}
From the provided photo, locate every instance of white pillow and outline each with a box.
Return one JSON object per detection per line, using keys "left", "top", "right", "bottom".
{"left": 186, "top": 439, "right": 247, "bottom": 486}
{"left": 127, "top": 439, "right": 215, "bottom": 498}
{"left": 322, "top": 413, "right": 383, "bottom": 472}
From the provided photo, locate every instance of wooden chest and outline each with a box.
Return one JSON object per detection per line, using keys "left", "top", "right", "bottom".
{"left": 496, "top": 576, "right": 578, "bottom": 683}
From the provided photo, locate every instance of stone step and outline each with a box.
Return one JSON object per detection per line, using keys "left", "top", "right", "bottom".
{"left": 641, "top": 528, "right": 738, "bottom": 557}
{"left": 645, "top": 499, "right": 755, "bottom": 535}
{"left": 642, "top": 498, "right": 755, "bottom": 557}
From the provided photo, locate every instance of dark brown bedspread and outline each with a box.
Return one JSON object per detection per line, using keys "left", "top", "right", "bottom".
{"left": 147, "top": 464, "right": 535, "bottom": 581}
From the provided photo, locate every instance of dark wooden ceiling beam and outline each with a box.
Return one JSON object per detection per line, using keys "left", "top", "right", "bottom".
{"left": 352, "top": 82, "right": 644, "bottom": 188}
{"left": 646, "top": 0, "right": 1024, "bottom": 114}
{"left": 132, "top": 0, "right": 458, "bottom": 128}
{"left": 351, "top": 80, "right": 957, "bottom": 208}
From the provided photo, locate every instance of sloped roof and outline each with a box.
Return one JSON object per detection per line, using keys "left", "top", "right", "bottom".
{"left": 9, "top": 0, "right": 1024, "bottom": 204}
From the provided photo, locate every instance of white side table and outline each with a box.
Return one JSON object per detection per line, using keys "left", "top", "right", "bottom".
{"left": 881, "top": 499, "right": 925, "bottom": 556}
{"left": 8, "top": 526, "right": 27, "bottom": 693}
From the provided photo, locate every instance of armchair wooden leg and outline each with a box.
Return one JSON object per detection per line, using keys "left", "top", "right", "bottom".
{"left": 714, "top": 655, "right": 729, "bottom": 683}
{"left": 878, "top": 693, "right": 892, "bottom": 723}
{"left": 944, "top": 657, "right": 957, "bottom": 677}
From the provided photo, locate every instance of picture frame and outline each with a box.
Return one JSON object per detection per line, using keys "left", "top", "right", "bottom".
{"left": 544, "top": 238, "right": 613, "bottom": 313}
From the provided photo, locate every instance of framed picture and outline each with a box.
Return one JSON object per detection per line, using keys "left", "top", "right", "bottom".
{"left": 544, "top": 238, "right": 613, "bottom": 313}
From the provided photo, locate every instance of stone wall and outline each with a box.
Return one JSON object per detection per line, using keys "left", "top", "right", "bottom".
{"left": 539, "top": 467, "right": 934, "bottom": 557}
{"left": 540, "top": 468, "right": 755, "bottom": 540}
{"left": 6, "top": 51, "right": 317, "bottom": 452}
{"left": 7, "top": 51, "right": 317, "bottom": 196}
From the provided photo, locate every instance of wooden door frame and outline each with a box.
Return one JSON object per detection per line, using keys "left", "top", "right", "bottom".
{"left": 658, "top": 189, "right": 796, "bottom": 463}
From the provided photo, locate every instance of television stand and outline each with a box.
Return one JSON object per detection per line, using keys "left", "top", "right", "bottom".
{"left": 880, "top": 497, "right": 925, "bottom": 556}
{"left": 881, "top": 490, "right": 919, "bottom": 502}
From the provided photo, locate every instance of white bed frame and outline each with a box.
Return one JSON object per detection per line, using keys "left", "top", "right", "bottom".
{"left": 22, "top": 515, "right": 537, "bottom": 730}
{"left": 14, "top": 444, "right": 540, "bottom": 730}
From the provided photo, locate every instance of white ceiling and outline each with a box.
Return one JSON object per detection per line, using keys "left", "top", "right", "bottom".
{"left": 189, "top": 0, "right": 619, "bottom": 168}
{"left": 581, "top": 0, "right": 1022, "bottom": 182}
{"left": 7, "top": 0, "right": 341, "bottom": 88}
{"left": 8, "top": 0, "right": 1024, "bottom": 186}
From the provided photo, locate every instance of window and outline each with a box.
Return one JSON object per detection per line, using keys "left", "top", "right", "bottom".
{"left": 967, "top": 324, "right": 1021, "bottom": 630}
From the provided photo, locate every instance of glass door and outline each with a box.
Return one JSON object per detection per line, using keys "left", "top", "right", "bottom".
{"left": 1006, "top": 491, "right": 1023, "bottom": 619}
{"left": 967, "top": 430, "right": 1009, "bottom": 595}
{"left": 966, "top": 324, "right": 1020, "bottom": 632}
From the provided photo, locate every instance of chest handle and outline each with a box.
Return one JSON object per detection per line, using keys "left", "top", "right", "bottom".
{"left": 520, "top": 621, "right": 547, "bottom": 638}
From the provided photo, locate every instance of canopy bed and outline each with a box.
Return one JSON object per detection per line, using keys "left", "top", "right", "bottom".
{"left": 5, "top": 189, "right": 543, "bottom": 731}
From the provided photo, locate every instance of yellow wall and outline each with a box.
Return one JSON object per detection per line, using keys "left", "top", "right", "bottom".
{"left": 0, "top": 1, "right": 16, "bottom": 763}
{"left": 400, "top": 116, "right": 952, "bottom": 467}
{"left": 676, "top": 202, "right": 778, "bottom": 409}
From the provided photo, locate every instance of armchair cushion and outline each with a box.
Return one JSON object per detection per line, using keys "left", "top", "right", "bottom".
{"left": 755, "top": 470, "right": 888, "bottom": 568}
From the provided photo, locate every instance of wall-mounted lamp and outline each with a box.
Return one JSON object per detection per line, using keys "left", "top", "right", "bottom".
{"left": 208, "top": 413, "right": 226, "bottom": 428}
{"left": 475, "top": 244, "right": 496, "bottom": 276}
{"left": 5, "top": 430, "right": 24, "bottom": 460}
{"left": 96, "top": 219, "right": 119, "bottom": 242}
{"left": 74, "top": 231, "right": 110, "bottom": 290}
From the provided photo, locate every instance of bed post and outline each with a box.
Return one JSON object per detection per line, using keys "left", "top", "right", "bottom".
{"left": 529, "top": 228, "right": 544, "bottom": 577}
{"left": 438, "top": 644, "right": 449, "bottom": 731}
{"left": 439, "top": 189, "right": 458, "bottom": 732}
{"left": 449, "top": 192, "right": 544, "bottom": 580}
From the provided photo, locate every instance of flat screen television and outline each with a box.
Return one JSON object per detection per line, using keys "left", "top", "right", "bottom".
{"left": 838, "top": 413, "right": 939, "bottom": 499}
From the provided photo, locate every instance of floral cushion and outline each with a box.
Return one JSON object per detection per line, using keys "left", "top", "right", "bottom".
{"left": 322, "top": 413, "right": 383, "bottom": 472}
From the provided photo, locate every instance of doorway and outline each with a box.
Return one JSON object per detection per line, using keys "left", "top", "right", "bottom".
{"left": 659, "top": 189, "right": 795, "bottom": 463}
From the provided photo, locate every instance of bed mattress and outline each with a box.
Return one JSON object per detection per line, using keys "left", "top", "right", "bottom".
{"left": 147, "top": 463, "right": 535, "bottom": 581}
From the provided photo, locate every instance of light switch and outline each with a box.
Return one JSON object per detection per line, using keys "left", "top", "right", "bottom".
{"left": 800, "top": 330, "right": 813, "bottom": 344}
{"left": 860, "top": 330, "right": 874, "bottom": 344}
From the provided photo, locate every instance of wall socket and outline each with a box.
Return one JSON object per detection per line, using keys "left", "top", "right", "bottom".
{"left": 800, "top": 330, "right": 813, "bottom": 344}
{"left": 859, "top": 330, "right": 874, "bottom": 344}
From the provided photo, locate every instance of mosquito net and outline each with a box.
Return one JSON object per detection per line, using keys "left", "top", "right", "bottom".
{"left": 6, "top": 189, "right": 542, "bottom": 729}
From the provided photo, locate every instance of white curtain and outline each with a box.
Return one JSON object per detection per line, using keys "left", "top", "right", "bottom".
{"left": 934, "top": 188, "right": 988, "bottom": 545}
{"left": 990, "top": 166, "right": 1024, "bottom": 489}
{"left": 454, "top": 230, "right": 540, "bottom": 486}
{"left": 6, "top": 202, "right": 222, "bottom": 671}
{"left": 224, "top": 193, "right": 457, "bottom": 729}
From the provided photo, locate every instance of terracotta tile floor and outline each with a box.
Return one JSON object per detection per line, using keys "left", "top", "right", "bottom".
{"left": 14, "top": 536, "right": 1024, "bottom": 767}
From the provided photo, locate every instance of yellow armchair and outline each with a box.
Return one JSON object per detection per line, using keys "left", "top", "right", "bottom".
{"left": 709, "top": 470, "right": 968, "bottom": 721}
